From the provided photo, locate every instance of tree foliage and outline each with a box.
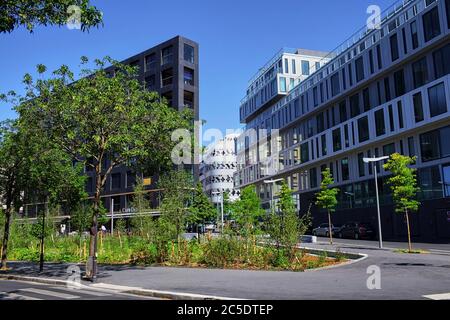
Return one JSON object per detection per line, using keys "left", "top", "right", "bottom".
{"left": 383, "top": 153, "right": 420, "bottom": 252}
{"left": 158, "top": 170, "right": 194, "bottom": 240}
{"left": 188, "top": 182, "right": 216, "bottom": 226}
{"left": 383, "top": 153, "right": 420, "bottom": 214}
{"left": 231, "top": 185, "right": 264, "bottom": 237}
{"left": 0, "top": 0, "right": 103, "bottom": 33}
{"left": 267, "top": 182, "right": 310, "bottom": 259}
{"left": 315, "top": 168, "right": 339, "bottom": 212}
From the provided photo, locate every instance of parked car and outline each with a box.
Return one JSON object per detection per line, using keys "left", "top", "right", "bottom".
{"left": 312, "top": 223, "right": 340, "bottom": 237}
{"left": 337, "top": 222, "right": 375, "bottom": 240}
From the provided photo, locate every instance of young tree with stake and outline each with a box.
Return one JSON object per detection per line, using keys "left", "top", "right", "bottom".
{"left": 383, "top": 153, "right": 420, "bottom": 253}
{"left": 315, "top": 168, "right": 339, "bottom": 245}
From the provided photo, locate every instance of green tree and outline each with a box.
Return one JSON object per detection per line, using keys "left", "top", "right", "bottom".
{"left": 5, "top": 58, "right": 193, "bottom": 278}
{"left": 315, "top": 168, "right": 339, "bottom": 245}
{"left": 231, "top": 185, "right": 264, "bottom": 238}
{"left": 158, "top": 170, "right": 193, "bottom": 241}
{"left": 0, "top": 119, "right": 85, "bottom": 269}
{"left": 267, "top": 182, "right": 311, "bottom": 260}
{"left": 188, "top": 183, "right": 216, "bottom": 232}
{"left": 129, "top": 178, "right": 154, "bottom": 238}
{"left": 1, "top": 0, "right": 103, "bottom": 33}
{"left": 0, "top": 122, "right": 27, "bottom": 270}
{"left": 383, "top": 153, "right": 420, "bottom": 252}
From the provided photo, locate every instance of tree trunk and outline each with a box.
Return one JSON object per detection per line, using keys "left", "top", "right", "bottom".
{"left": 0, "top": 206, "right": 13, "bottom": 270}
{"left": 405, "top": 209, "right": 412, "bottom": 253}
{"left": 328, "top": 210, "right": 333, "bottom": 245}
{"left": 86, "top": 171, "right": 101, "bottom": 280}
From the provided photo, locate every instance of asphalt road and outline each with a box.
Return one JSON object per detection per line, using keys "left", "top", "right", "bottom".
{"left": 0, "top": 280, "right": 157, "bottom": 300}
{"left": 95, "top": 242, "right": 450, "bottom": 300}
{"left": 314, "top": 237, "right": 450, "bottom": 253}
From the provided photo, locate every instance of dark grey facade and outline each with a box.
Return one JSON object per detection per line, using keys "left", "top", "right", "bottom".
{"left": 90, "top": 35, "right": 200, "bottom": 215}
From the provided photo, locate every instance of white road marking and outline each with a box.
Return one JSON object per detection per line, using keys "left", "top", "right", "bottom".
{"left": 19, "top": 287, "right": 79, "bottom": 300}
{"left": 51, "top": 286, "right": 111, "bottom": 297}
{"left": 423, "top": 293, "right": 450, "bottom": 300}
{"left": 0, "top": 291, "right": 42, "bottom": 300}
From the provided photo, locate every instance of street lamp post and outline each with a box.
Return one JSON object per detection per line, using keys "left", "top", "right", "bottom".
{"left": 363, "top": 156, "right": 389, "bottom": 249}
{"left": 212, "top": 190, "right": 224, "bottom": 233}
{"left": 264, "top": 179, "right": 284, "bottom": 213}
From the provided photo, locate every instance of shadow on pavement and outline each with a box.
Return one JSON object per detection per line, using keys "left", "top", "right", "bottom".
{"left": 0, "top": 261, "right": 147, "bottom": 281}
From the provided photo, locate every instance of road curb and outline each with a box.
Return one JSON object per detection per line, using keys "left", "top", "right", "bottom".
{"left": 0, "top": 274, "right": 238, "bottom": 300}
{"left": 298, "top": 246, "right": 369, "bottom": 272}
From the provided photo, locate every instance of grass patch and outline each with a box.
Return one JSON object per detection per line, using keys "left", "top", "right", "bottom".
{"left": 394, "top": 249, "right": 429, "bottom": 254}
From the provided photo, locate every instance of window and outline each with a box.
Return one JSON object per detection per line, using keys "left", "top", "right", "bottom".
{"left": 388, "top": 105, "right": 395, "bottom": 132}
{"left": 341, "top": 158, "right": 350, "bottom": 181}
{"left": 402, "top": 28, "right": 408, "bottom": 55}
{"left": 358, "top": 116, "right": 370, "bottom": 143}
{"left": 421, "top": 129, "right": 441, "bottom": 161}
{"left": 332, "top": 128, "right": 342, "bottom": 152}
{"left": 446, "top": 0, "right": 450, "bottom": 29}
{"left": 184, "top": 67, "right": 194, "bottom": 86}
{"left": 145, "top": 53, "right": 156, "bottom": 71}
{"left": 350, "top": 94, "right": 360, "bottom": 117}
{"left": 331, "top": 73, "right": 340, "bottom": 97}
{"left": 443, "top": 164, "right": 450, "bottom": 197}
{"left": 355, "top": 57, "right": 364, "bottom": 82}
{"left": 184, "top": 91, "right": 194, "bottom": 108}
{"left": 369, "top": 50, "right": 374, "bottom": 74}
{"left": 339, "top": 100, "right": 348, "bottom": 123}
{"left": 301, "top": 61, "right": 310, "bottom": 75}
{"left": 144, "top": 75, "right": 156, "bottom": 90}
{"left": 390, "top": 34, "right": 399, "bottom": 61}
{"left": 413, "top": 92, "right": 424, "bottom": 122}
{"left": 292, "top": 59, "right": 296, "bottom": 74}
{"left": 300, "top": 142, "right": 309, "bottom": 163}
{"left": 111, "top": 196, "right": 121, "bottom": 212}
{"left": 412, "top": 57, "right": 429, "bottom": 88}
{"left": 394, "top": 69, "right": 405, "bottom": 97}
{"left": 315, "top": 62, "right": 320, "bottom": 70}
{"left": 348, "top": 63, "right": 353, "bottom": 86}
{"left": 321, "top": 134, "right": 327, "bottom": 156}
{"left": 126, "top": 171, "right": 136, "bottom": 188}
{"left": 433, "top": 44, "right": 450, "bottom": 79}
{"left": 279, "top": 77, "right": 287, "bottom": 92}
{"left": 184, "top": 44, "right": 195, "bottom": 63}
{"left": 376, "top": 44, "right": 382, "bottom": 69}
{"left": 410, "top": 21, "right": 419, "bottom": 49}
{"left": 397, "top": 101, "right": 404, "bottom": 129}
{"left": 284, "top": 58, "right": 289, "bottom": 73}
{"left": 310, "top": 168, "right": 318, "bottom": 189}
{"left": 111, "top": 173, "right": 121, "bottom": 190}
{"left": 313, "top": 87, "right": 319, "bottom": 107}
{"left": 316, "top": 113, "right": 325, "bottom": 133}
{"left": 428, "top": 82, "right": 447, "bottom": 117}
{"left": 161, "top": 68, "right": 174, "bottom": 86}
{"left": 363, "top": 88, "right": 371, "bottom": 112}
{"left": 384, "top": 77, "right": 391, "bottom": 101}
{"left": 408, "top": 137, "right": 416, "bottom": 157}
{"left": 344, "top": 124, "right": 350, "bottom": 148}
{"left": 383, "top": 143, "right": 396, "bottom": 158}
{"left": 423, "top": 7, "right": 441, "bottom": 42}
{"left": 375, "top": 109, "right": 386, "bottom": 136}
{"left": 358, "top": 153, "right": 365, "bottom": 177}
{"left": 162, "top": 46, "right": 173, "bottom": 65}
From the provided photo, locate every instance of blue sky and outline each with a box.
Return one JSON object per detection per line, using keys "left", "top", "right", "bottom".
{"left": 0, "top": 0, "right": 394, "bottom": 134}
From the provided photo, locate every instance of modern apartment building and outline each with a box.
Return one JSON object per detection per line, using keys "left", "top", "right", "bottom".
{"left": 200, "top": 133, "right": 240, "bottom": 204}
{"left": 23, "top": 35, "right": 200, "bottom": 218}
{"left": 235, "top": 0, "right": 450, "bottom": 242}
